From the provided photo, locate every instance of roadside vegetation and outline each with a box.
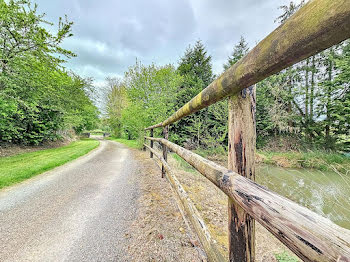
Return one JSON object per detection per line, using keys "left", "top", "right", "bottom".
{"left": 192, "top": 146, "right": 350, "bottom": 171}
{"left": 103, "top": 1, "right": 350, "bottom": 169}
{"left": 275, "top": 251, "right": 299, "bottom": 262}
{"left": 0, "top": 0, "right": 99, "bottom": 146}
{"left": 0, "top": 139, "right": 99, "bottom": 189}
{"left": 0, "top": 0, "right": 102, "bottom": 190}
{"left": 257, "top": 150, "right": 350, "bottom": 171}
{"left": 107, "top": 137, "right": 140, "bottom": 149}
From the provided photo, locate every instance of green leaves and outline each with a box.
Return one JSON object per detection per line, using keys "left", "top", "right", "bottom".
{"left": 0, "top": 0, "right": 98, "bottom": 145}
{"left": 105, "top": 62, "right": 182, "bottom": 140}
{"left": 171, "top": 40, "right": 215, "bottom": 148}
{"left": 0, "top": 0, "right": 74, "bottom": 68}
{"left": 223, "top": 36, "right": 249, "bottom": 70}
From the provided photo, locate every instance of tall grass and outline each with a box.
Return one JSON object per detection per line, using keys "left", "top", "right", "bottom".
{"left": 258, "top": 150, "right": 350, "bottom": 171}
{"left": 171, "top": 153, "right": 196, "bottom": 172}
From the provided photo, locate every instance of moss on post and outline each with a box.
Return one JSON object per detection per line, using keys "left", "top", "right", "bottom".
{"left": 228, "top": 85, "right": 256, "bottom": 262}
{"left": 157, "top": 0, "right": 350, "bottom": 128}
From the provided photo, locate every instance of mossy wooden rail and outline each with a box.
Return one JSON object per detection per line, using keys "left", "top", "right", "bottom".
{"left": 144, "top": 0, "right": 350, "bottom": 261}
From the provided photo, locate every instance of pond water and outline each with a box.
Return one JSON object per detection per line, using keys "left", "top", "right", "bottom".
{"left": 256, "top": 164, "right": 350, "bottom": 230}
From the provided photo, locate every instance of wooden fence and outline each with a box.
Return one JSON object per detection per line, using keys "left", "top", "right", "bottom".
{"left": 144, "top": 0, "right": 350, "bottom": 261}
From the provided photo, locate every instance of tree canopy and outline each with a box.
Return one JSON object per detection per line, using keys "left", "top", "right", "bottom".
{"left": 104, "top": 3, "right": 350, "bottom": 153}
{"left": 0, "top": 0, "right": 99, "bottom": 145}
{"left": 2, "top": 0, "right": 349, "bottom": 153}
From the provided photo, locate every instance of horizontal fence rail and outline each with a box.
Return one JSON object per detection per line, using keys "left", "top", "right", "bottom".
{"left": 145, "top": 137, "right": 350, "bottom": 262}
{"left": 143, "top": 0, "right": 350, "bottom": 261}
{"left": 144, "top": 144, "right": 225, "bottom": 262}
{"left": 148, "top": 0, "right": 350, "bottom": 128}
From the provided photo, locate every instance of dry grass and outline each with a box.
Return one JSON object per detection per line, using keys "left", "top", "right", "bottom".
{"left": 127, "top": 144, "right": 300, "bottom": 261}
{"left": 125, "top": 149, "right": 205, "bottom": 262}
{"left": 168, "top": 152, "right": 300, "bottom": 262}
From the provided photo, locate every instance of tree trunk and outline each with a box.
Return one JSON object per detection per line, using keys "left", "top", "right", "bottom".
{"left": 310, "top": 55, "right": 315, "bottom": 121}
{"left": 287, "top": 73, "right": 293, "bottom": 128}
{"left": 325, "top": 53, "right": 333, "bottom": 150}
{"left": 305, "top": 58, "right": 310, "bottom": 119}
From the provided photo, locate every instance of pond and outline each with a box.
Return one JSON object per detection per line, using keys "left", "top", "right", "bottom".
{"left": 256, "top": 164, "right": 350, "bottom": 230}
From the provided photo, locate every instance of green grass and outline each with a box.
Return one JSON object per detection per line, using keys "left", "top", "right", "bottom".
{"left": 194, "top": 146, "right": 227, "bottom": 159}
{"left": 188, "top": 146, "right": 350, "bottom": 171}
{"left": 257, "top": 150, "right": 350, "bottom": 171}
{"left": 171, "top": 153, "right": 196, "bottom": 173}
{"left": 275, "top": 251, "right": 299, "bottom": 262}
{"left": 107, "top": 137, "right": 140, "bottom": 149}
{"left": 0, "top": 139, "right": 99, "bottom": 189}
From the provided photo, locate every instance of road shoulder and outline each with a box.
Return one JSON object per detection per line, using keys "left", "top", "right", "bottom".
{"left": 125, "top": 149, "right": 204, "bottom": 261}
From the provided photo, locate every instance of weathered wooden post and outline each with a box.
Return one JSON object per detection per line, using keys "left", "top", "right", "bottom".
{"left": 150, "top": 128, "right": 154, "bottom": 158}
{"left": 227, "top": 85, "right": 256, "bottom": 262}
{"left": 162, "top": 126, "right": 169, "bottom": 178}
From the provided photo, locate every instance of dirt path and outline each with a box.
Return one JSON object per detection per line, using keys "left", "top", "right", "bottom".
{"left": 0, "top": 140, "right": 139, "bottom": 262}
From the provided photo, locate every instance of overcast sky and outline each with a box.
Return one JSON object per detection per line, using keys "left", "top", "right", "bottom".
{"left": 35, "top": 0, "right": 302, "bottom": 88}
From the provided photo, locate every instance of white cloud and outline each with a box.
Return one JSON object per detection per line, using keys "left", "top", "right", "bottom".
{"left": 36, "top": 0, "right": 304, "bottom": 85}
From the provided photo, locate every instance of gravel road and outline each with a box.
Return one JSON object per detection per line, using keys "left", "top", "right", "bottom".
{"left": 0, "top": 139, "right": 139, "bottom": 262}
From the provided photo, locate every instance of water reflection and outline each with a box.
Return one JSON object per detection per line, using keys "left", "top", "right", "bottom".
{"left": 256, "top": 164, "right": 350, "bottom": 229}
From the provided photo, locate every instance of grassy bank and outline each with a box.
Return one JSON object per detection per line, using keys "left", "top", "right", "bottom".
{"left": 107, "top": 137, "right": 140, "bottom": 149}
{"left": 0, "top": 139, "right": 99, "bottom": 189}
{"left": 191, "top": 147, "right": 350, "bottom": 171}
{"left": 257, "top": 150, "right": 350, "bottom": 171}
{"left": 171, "top": 153, "right": 196, "bottom": 172}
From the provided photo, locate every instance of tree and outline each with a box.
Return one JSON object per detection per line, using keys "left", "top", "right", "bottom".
{"left": 173, "top": 40, "right": 213, "bottom": 147}
{"left": 275, "top": 1, "right": 305, "bottom": 24}
{"left": 223, "top": 36, "right": 249, "bottom": 70}
{"left": 105, "top": 77, "right": 127, "bottom": 137}
{"left": 315, "top": 42, "right": 350, "bottom": 150}
{"left": 0, "top": 0, "right": 98, "bottom": 144}
{"left": 177, "top": 40, "right": 213, "bottom": 87}
{"left": 202, "top": 37, "right": 251, "bottom": 149}
{"left": 111, "top": 62, "right": 182, "bottom": 141}
{"left": 0, "top": 0, "right": 74, "bottom": 73}
{"left": 333, "top": 41, "right": 350, "bottom": 146}
{"left": 254, "top": 0, "right": 350, "bottom": 151}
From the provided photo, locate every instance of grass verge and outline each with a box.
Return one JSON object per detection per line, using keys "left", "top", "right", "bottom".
{"left": 186, "top": 146, "right": 350, "bottom": 171}
{"left": 107, "top": 137, "right": 140, "bottom": 149}
{"left": 171, "top": 153, "right": 196, "bottom": 172}
{"left": 0, "top": 139, "right": 99, "bottom": 189}
{"left": 257, "top": 150, "right": 350, "bottom": 171}
{"left": 275, "top": 251, "right": 300, "bottom": 262}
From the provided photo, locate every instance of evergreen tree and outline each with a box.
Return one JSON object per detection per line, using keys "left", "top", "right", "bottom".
{"left": 254, "top": 0, "right": 350, "bottom": 151}
{"left": 172, "top": 40, "right": 213, "bottom": 148}
{"left": 315, "top": 42, "right": 350, "bottom": 150}
{"left": 223, "top": 36, "right": 249, "bottom": 70}
{"left": 178, "top": 40, "right": 213, "bottom": 87}
{"left": 275, "top": 1, "right": 305, "bottom": 24}
{"left": 333, "top": 41, "right": 350, "bottom": 147}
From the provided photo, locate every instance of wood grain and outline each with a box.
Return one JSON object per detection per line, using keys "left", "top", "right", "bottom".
{"left": 145, "top": 0, "right": 350, "bottom": 130}
{"left": 144, "top": 144, "right": 225, "bottom": 262}
{"left": 227, "top": 86, "right": 256, "bottom": 261}
{"left": 145, "top": 137, "right": 350, "bottom": 262}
